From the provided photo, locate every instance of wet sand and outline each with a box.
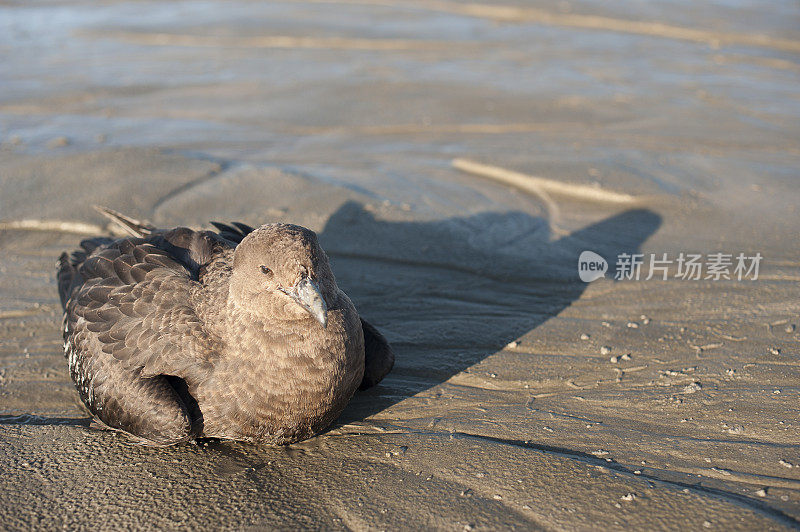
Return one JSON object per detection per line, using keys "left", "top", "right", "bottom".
{"left": 1, "top": 1, "right": 799, "bottom": 529}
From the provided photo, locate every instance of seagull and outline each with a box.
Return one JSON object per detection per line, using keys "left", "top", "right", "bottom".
{"left": 57, "top": 207, "right": 393, "bottom": 446}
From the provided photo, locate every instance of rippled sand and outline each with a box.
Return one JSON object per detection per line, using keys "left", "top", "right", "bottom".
{"left": 1, "top": 1, "right": 799, "bottom": 529}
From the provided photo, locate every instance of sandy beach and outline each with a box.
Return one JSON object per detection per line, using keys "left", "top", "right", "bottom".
{"left": 1, "top": 1, "right": 799, "bottom": 529}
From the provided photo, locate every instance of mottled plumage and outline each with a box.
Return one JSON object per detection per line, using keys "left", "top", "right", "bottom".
{"left": 57, "top": 208, "right": 393, "bottom": 445}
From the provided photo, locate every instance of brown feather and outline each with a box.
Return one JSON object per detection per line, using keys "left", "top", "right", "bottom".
{"left": 58, "top": 215, "right": 393, "bottom": 446}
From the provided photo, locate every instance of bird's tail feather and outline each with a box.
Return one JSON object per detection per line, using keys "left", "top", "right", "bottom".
{"left": 57, "top": 252, "right": 74, "bottom": 309}
{"left": 93, "top": 205, "right": 157, "bottom": 237}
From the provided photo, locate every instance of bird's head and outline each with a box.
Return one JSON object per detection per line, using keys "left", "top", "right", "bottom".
{"left": 229, "top": 223, "right": 336, "bottom": 328}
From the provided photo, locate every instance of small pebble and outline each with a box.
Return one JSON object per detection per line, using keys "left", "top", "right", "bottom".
{"left": 769, "top": 347, "right": 781, "bottom": 355}
{"left": 610, "top": 356, "right": 619, "bottom": 363}
{"left": 779, "top": 460, "right": 794, "bottom": 468}
{"left": 388, "top": 446, "right": 408, "bottom": 456}
{"left": 600, "top": 346, "right": 611, "bottom": 355}
{"left": 580, "top": 333, "right": 590, "bottom": 340}
{"left": 507, "top": 341, "right": 518, "bottom": 349}
{"left": 627, "top": 322, "right": 639, "bottom": 329}
{"left": 620, "top": 493, "right": 636, "bottom": 501}
{"left": 621, "top": 353, "right": 631, "bottom": 361}
{"left": 785, "top": 324, "right": 796, "bottom": 333}
{"left": 683, "top": 382, "right": 702, "bottom": 394}
{"left": 755, "top": 488, "right": 767, "bottom": 497}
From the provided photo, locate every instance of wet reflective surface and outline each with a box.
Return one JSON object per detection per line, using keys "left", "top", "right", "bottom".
{"left": 1, "top": 1, "right": 799, "bottom": 529}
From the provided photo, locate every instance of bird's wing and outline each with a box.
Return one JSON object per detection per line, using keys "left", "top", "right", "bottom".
{"left": 58, "top": 236, "right": 114, "bottom": 308}
{"left": 359, "top": 318, "right": 394, "bottom": 389}
{"left": 210, "top": 221, "right": 255, "bottom": 245}
{"left": 64, "top": 230, "right": 221, "bottom": 379}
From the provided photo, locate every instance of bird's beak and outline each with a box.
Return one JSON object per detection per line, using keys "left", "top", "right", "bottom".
{"left": 284, "top": 277, "right": 328, "bottom": 328}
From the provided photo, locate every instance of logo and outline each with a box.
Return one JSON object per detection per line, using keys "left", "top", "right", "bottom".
{"left": 577, "top": 251, "right": 762, "bottom": 282}
{"left": 578, "top": 251, "right": 608, "bottom": 282}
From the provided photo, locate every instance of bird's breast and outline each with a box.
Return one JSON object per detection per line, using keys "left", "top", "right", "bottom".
{"left": 194, "top": 308, "right": 364, "bottom": 443}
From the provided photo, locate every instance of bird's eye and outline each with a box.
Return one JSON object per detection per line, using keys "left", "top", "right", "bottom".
{"left": 260, "top": 265, "right": 272, "bottom": 275}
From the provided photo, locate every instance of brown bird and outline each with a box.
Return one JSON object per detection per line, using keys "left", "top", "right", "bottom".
{"left": 57, "top": 207, "right": 393, "bottom": 446}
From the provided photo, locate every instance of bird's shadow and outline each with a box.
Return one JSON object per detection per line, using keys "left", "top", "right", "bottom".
{"left": 2, "top": 202, "right": 659, "bottom": 438}
{"left": 0, "top": 414, "right": 90, "bottom": 427}
{"left": 318, "top": 201, "right": 661, "bottom": 423}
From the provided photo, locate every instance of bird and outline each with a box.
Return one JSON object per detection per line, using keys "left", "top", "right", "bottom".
{"left": 56, "top": 207, "right": 393, "bottom": 446}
